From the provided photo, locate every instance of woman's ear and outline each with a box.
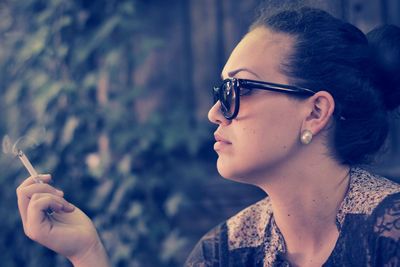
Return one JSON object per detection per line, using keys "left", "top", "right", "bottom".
{"left": 301, "top": 91, "right": 335, "bottom": 136}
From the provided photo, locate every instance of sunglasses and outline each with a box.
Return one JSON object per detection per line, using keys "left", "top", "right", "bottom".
{"left": 213, "top": 78, "right": 317, "bottom": 120}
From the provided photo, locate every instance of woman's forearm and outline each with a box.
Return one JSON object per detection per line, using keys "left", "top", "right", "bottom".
{"left": 70, "top": 240, "right": 111, "bottom": 267}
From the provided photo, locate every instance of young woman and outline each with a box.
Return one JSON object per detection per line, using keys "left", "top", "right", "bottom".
{"left": 16, "top": 7, "right": 400, "bottom": 267}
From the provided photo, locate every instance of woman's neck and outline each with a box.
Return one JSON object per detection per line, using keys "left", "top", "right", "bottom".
{"left": 257, "top": 153, "right": 350, "bottom": 263}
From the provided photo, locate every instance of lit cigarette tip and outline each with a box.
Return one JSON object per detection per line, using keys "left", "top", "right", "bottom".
{"left": 17, "top": 149, "right": 40, "bottom": 183}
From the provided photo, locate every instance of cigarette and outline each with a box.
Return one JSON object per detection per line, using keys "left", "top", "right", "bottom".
{"left": 17, "top": 149, "right": 42, "bottom": 184}
{"left": 17, "top": 149, "right": 54, "bottom": 215}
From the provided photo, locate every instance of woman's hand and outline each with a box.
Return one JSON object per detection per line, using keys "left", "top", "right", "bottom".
{"left": 16, "top": 174, "right": 110, "bottom": 267}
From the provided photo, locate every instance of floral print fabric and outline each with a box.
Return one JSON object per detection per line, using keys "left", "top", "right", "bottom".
{"left": 185, "top": 167, "right": 400, "bottom": 267}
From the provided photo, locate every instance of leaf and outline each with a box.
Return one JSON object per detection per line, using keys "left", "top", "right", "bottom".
{"left": 33, "top": 81, "right": 63, "bottom": 116}
{"left": 4, "top": 81, "right": 22, "bottom": 105}
{"left": 89, "top": 178, "right": 114, "bottom": 209}
{"left": 107, "top": 178, "right": 136, "bottom": 214}
{"left": 52, "top": 15, "right": 73, "bottom": 33}
{"left": 164, "top": 193, "right": 184, "bottom": 217}
{"left": 86, "top": 153, "right": 104, "bottom": 179}
{"left": 160, "top": 230, "right": 188, "bottom": 262}
{"left": 117, "top": 154, "right": 131, "bottom": 175}
{"left": 56, "top": 44, "right": 69, "bottom": 58}
{"left": 60, "top": 116, "right": 79, "bottom": 147}
{"left": 17, "top": 27, "right": 49, "bottom": 63}
{"left": 126, "top": 201, "right": 142, "bottom": 220}
{"left": 83, "top": 72, "right": 98, "bottom": 88}
{"left": 119, "top": 2, "right": 136, "bottom": 15}
{"left": 30, "top": 71, "right": 49, "bottom": 90}
{"left": 75, "top": 15, "right": 121, "bottom": 64}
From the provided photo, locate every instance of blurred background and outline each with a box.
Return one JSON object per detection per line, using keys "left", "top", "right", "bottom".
{"left": 0, "top": 0, "right": 399, "bottom": 266}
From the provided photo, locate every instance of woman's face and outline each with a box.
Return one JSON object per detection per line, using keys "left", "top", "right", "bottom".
{"left": 208, "top": 27, "right": 306, "bottom": 184}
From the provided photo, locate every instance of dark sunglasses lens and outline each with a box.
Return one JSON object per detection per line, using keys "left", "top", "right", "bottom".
{"left": 221, "top": 80, "right": 236, "bottom": 118}
{"left": 212, "top": 80, "right": 237, "bottom": 119}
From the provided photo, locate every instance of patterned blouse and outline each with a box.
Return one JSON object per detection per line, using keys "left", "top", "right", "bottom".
{"left": 185, "top": 167, "right": 400, "bottom": 266}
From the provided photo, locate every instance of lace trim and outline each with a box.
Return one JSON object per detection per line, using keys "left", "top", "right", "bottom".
{"left": 335, "top": 167, "right": 400, "bottom": 227}
{"left": 263, "top": 216, "right": 288, "bottom": 267}
{"left": 225, "top": 167, "right": 400, "bottom": 266}
{"left": 374, "top": 194, "right": 400, "bottom": 241}
{"left": 226, "top": 197, "right": 272, "bottom": 249}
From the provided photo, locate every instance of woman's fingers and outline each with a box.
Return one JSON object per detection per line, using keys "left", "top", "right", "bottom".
{"left": 16, "top": 175, "right": 66, "bottom": 230}
{"left": 17, "top": 179, "right": 61, "bottom": 224}
{"left": 29, "top": 193, "right": 74, "bottom": 215}
{"left": 22, "top": 182, "right": 64, "bottom": 199}
{"left": 25, "top": 193, "right": 75, "bottom": 240}
{"left": 18, "top": 174, "right": 52, "bottom": 188}
{"left": 16, "top": 176, "right": 102, "bottom": 261}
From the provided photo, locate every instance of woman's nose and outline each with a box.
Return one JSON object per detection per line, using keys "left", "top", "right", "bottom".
{"left": 208, "top": 101, "right": 230, "bottom": 125}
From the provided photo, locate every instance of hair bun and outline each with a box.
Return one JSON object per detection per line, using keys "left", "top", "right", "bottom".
{"left": 367, "top": 25, "right": 400, "bottom": 111}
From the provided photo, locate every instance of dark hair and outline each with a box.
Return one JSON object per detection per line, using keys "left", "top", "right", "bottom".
{"left": 250, "top": 7, "right": 400, "bottom": 165}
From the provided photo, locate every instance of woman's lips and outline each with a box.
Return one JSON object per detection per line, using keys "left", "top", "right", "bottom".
{"left": 214, "top": 133, "right": 232, "bottom": 151}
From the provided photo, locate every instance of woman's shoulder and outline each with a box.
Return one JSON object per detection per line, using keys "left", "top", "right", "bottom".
{"left": 370, "top": 190, "right": 400, "bottom": 235}
{"left": 340, "top": 167, "right": 400, "bottom": 217}
{"left": 343, "top": 167, "right": 400, "bottom": 236}
{"left": 193, "top": 195, "right": 272, "bottom": 246}
{"left": 225, "top": 196, "right": 272, "bottom": 249}
{"left": 184, "top": 196, "right": 271, "bottom": 266}
{"left": 367, "top": 191, "right": 400, "bottom": 265}
{"left": 184, "top": 222, "right": 226, "bottom": 267}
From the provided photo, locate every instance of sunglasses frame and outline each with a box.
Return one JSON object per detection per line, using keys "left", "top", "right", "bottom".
{"left": 213, "top": 78, "right": 317, "bottom": 120}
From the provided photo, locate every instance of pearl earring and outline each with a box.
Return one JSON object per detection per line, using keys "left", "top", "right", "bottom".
{"left": 300, "top": 130, "right": 313, "bottom": 145}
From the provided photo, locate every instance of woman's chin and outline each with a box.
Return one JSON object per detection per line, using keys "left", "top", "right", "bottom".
{"left": 216, "top": 157, "right": 274, "bottom": 186}
{"left": 216, "top": 159, "right": 248, "bottom": 183}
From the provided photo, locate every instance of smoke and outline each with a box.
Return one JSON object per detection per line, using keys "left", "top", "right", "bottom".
{"left": 2, "top": 135, "right": 12, "bottom": 154}
{"left": 2, "top": 127, "right": 47, "bottom": 155}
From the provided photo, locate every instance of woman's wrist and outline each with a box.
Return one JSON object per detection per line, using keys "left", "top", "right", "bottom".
{"left": 70, "top": 239, "right": 111, "bottom": 267}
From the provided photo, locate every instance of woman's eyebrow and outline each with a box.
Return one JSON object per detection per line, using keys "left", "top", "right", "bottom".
{"left": 221, "top": 68, "right": 262, "bottom": 80}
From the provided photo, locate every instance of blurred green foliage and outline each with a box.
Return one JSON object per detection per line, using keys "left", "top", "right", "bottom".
{"left": 0, "top": 0, "right": 216, "bottom": 266}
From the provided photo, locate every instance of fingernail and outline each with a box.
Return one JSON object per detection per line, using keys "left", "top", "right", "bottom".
{"left": 63, "top": 202, "right": 75, "bottom": 212}
{"left": 56, "top": 189, "right": 64, "bottom": 196}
